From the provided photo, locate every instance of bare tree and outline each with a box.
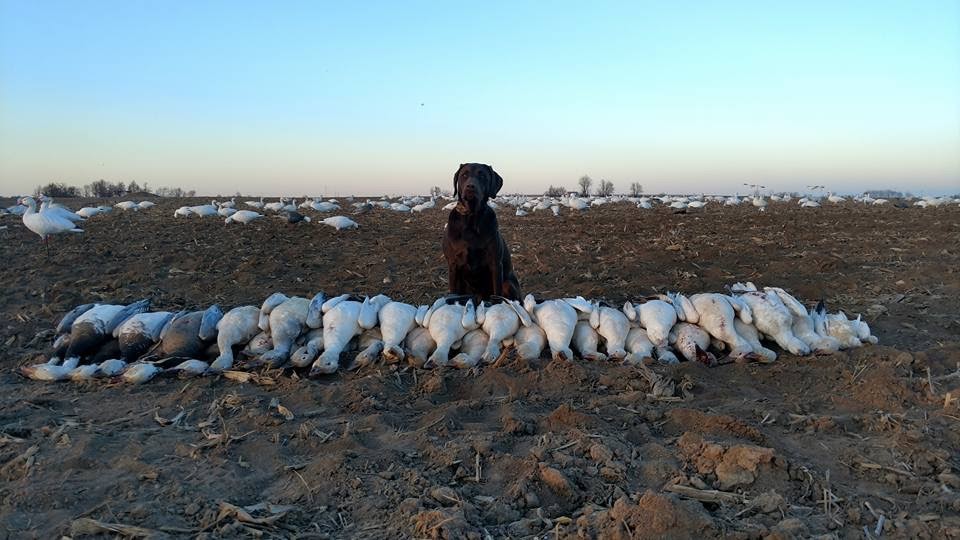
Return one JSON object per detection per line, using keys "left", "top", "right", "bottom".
{"left": 578, "top": 175, "right": 593, "bottom": 197}
{"left": 545, "top": 185, "right": 566, "bottom": 197}
{"left": 630, "top": 182, "right": 643, "bottom": 197}
{"left": 34, "top": 182, "right": 79, "bottom": 198}
{"left": 596, "top": 179, "right": 614, "bottom": 197}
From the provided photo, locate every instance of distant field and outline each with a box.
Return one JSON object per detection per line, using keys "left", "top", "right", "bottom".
{"left": 1, "top": 198, "right": 958, "bottom": 538}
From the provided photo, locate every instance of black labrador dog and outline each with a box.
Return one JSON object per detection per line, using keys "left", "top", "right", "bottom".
{"left": 442, "top": 163, "right": 521, "bottom": 301}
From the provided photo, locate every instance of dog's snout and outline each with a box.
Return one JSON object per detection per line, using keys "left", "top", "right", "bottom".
{"left": 463, "top": 178, "right": 479, "bottom": 193}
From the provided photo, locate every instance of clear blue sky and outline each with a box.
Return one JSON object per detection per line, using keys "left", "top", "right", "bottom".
{"left": 1, "top": 1, "right": 958, "bottom": 196}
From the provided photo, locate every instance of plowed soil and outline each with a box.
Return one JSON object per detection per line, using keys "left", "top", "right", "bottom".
{"left": 1, "top": 198, "right": 958, "bottom": 539}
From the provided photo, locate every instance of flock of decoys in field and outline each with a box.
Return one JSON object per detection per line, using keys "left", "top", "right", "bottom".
{"left": 19, "top": 283, "right": 878, "bottom": 385}
{"left": 5, "top": 192, "right": 957, "bottom": 245}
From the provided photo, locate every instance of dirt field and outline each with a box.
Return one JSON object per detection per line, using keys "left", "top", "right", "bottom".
{"left": 1, "top": 198, "right": 958, "bottom": 539}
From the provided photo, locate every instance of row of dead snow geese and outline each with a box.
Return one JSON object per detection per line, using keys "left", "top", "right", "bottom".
{"left": 173, "top": 198, "right": 361, "bottom": 229}
{"left": 20, "top": 283, "right": 877, "bottom": 384}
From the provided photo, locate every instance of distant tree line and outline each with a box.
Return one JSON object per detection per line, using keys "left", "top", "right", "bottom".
{"left": 559, "top": 175, "right": 629, "bottom": 197}
{"left": 32, "top": 179, "right": 195, "bottom": 198}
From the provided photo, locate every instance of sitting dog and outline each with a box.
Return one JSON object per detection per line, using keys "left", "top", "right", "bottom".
{"left": 442, "top": 163, "right": 521, "bottom": 301}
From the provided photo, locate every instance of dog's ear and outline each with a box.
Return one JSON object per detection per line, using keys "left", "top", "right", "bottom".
{"left": 486, "top": 165, "right": 503, "bottom": 198}
{"left": 453, "top": 163, "right": 465, "bottom": 198}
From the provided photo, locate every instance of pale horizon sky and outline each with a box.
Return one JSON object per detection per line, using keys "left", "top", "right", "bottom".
{"left": 1, "top": 1, "right": 958, "bottom": 197}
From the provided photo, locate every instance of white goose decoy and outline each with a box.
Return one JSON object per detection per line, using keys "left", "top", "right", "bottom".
{"left": 137, "top": 201, "right": 156, "bottom": 209}
{"left": 245, "top": 197, "right": 265, "bottom": 209}
{"left": 19, "top": 196, "right": 84, "bottom": 246}
{"left": 827, "top": 192, "right": 846, "bottom": 204}
{"left": 225, "top": 209, "right": 264, "bottom": 224}
{"left": 194, "top": 203, "right": 220, "bottom": 217}
{"left": 39, "top": 196, "right": 85, "bottom": 223}
{"left": 114, "top": 200, "right": 139, "bottom": 211}
{"left": 174, "top": 206, "right": 193, "bottom": 217}
{"left": 209, "top": 306, "right": 261, "bottom": 371}
{"left": 321, "top": 216, "right": 360, "bottom": 230}
{"left": 311, "top": 200, "right": 340, "bottom": 212}
{"left": 76, "top": 207, "right": 106, "bottom": 218}
{"left": 263, "top": 198, "right": 286, "bottom": 212}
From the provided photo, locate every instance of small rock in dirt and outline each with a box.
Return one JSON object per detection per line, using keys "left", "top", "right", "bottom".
{"left": 938, "top": 472, "right": 960, "bottom": 489}
{"left": 589, "top": 443, "right": 613, "bottom": 463}
{"left": 430, "top": 486, "right": 461, "bottom": 506}
{"left": 523, "top": 489, "right": 540, "bottom": 509}
{"left": 421, "top": 372, "right": 446, "bottom": 394}
{"left": 483, "top": 501, "right": 520, "bottom": 525}
{"left": 749, "top": 490, "right": 785, "bottom": 514}
{"left": 579, "top": 492, "right": 718, "bottom": 538}
{"left": 507, "top": 517, "right": 542, "bottom": 537}
{"left": 769, "top": 517, "right": 808, "bottom": 539}
{"left": 398, "top": 497, "right": 421, "bottom": 515}
{"left": 538, "top": 464, "right": 575, "bottom": 498}
{"left": 184, "top": 502, "right": 201, "bottom": 516}
{"left": 689, "top": 475, "right": 708, "bottom": 490}
{"left": 715, "top": 445, "right": 776, "bottom": 489}
{"left": 411, "top": 508, "right": 475, "bottom": 539}
{"left": 600, "top": 466, "right": 624, "bottom": 482}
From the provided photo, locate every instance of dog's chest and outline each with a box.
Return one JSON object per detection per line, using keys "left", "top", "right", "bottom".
{"left": 447, "top": 219, "right": 495, "bottom": 267}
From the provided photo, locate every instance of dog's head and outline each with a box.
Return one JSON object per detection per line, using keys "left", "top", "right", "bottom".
{"left": 453, "top": 163, "right": 503, "bottom": 213}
